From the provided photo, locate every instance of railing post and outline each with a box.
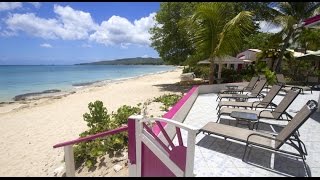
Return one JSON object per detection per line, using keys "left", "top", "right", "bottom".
{"left": 128, "top": 115, "right": 143, "bottom": 177}
{"left": 185, "top": 130, "right": 197, "bottom": 177}
{"left": 64, "top": 145, "right": 75, "bottom": 177}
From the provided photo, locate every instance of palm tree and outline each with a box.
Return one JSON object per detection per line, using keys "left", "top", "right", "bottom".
{"left": 191, "top": 2, "right": 255, "bottom": 84}
{"left": 268, "top": 2, "right": 320, "bottom": 72}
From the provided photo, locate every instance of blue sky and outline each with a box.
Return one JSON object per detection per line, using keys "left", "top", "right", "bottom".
{"left": 0, "top": 2, "right": 160, "bottom": 65}
{"left": 0, "top": 2, "right": 280, "bottom": 65}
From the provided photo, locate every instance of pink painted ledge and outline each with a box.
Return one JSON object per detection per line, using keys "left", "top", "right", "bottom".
{"left": 152, "top": 86, "right": 199, "bottom": 135}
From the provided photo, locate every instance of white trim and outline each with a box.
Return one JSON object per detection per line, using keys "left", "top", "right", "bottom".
{"left": 128, "top": 164, "right": 137, "bottom": 177}
{"left": 64, "top": 145, "right": 75, "bottom": 177}
{"left": 135, "top": 118, "right": 142, "bottom": 177}
{"left": 185, "top": 130, "right": 196, "bottom": 177}
{"left": 141, "top": 134, "right": 184, "bottom": 177}
{"left": 141, "top": 117, "right": 198, "bottom": 132}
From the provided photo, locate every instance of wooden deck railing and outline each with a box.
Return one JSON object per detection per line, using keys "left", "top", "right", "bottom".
{"left": 53, "top": 125, "right": 128, "bottom": 177}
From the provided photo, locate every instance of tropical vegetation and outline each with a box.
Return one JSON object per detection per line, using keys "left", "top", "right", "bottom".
{"left": 74, "top": 101, "right": 141, "bottom": 168}
{"left": 150, "top": 2, "right": 320, "bottom": 83}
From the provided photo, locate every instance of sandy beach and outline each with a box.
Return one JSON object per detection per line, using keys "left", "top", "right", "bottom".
{"left": 0, "top": 67, "right": 188, "bottom": 177}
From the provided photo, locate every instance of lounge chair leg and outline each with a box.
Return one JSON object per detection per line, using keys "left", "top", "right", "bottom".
{"left": 242, "top": 143, "right": 249, "bottom": 162}
{"left": 302, "top": 155, "right": 311, "bottom": 177}
{"left": 216, "top": 116, "right": 220, "bottom": 123}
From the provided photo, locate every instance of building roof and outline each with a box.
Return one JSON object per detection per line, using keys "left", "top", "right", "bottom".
{"left": 197, "top": 55, "right": 244, "bottom": 64}
{"left": 287, "top": 49, "right": 320, "bottom": 60}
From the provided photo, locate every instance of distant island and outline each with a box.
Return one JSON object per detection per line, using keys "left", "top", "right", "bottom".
{"left": 76, "top": 57, "right": 164, "bottom": 65}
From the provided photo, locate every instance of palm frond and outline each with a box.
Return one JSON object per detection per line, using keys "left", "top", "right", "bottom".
{"left": 215, "top": 11, "right": 254, "bottom": 57}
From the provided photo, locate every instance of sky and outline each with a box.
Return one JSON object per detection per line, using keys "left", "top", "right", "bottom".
{"left": 0, "top": 2, "right": 281, "bottom": 65}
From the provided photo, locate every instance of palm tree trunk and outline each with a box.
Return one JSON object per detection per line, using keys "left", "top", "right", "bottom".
{"left": 209, "top": 57, "right": 215, "bottom": 84}
{"left": 272, "top": 28, "right": 294, "bottom": 73}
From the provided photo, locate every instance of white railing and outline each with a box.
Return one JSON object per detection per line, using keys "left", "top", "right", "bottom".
{"left": 131, "top": 116, "right": 198, "bottom": 177}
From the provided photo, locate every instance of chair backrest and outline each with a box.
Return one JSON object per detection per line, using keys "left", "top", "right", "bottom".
{"left": 260, "top": 84, "right": 283, "bottom": 106}
{"left": 244, "top": 76, "right": 259, "bottom": 91}
{"left": 276, "top": 74, "right": 286, "bottom": 85}
{"left": 271, "top": 88, "right": 300, "bottom": 119}
{"left": 250, "top": 79, "right": 267, "bottom": 96}
{"left": 275, "top": 100, "right": 318, "bottom": 149}
{"left": 259, "top": 74, "right": 266, "bottom": 80}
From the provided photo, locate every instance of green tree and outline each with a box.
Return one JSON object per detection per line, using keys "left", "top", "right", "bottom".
{"left": 191, "top": 2, "right": 255, "bottom": 84}
{"left": 242, "top": 32, "right": 275, "bottom": 50}
{"left": 296, "top": 28, "right": 320, "bottom": 51}
{"left": 268, "top": 2, "right": 320, "bottom": 72}
{"left": 150, "top": 2, "right": 199, "bottom": 65}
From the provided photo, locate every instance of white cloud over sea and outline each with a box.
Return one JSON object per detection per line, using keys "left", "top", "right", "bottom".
{"left": 89, "top": 13, "right": 156, "bottom": 47}
{"left": 2, "top": 4, "right": 157, "bottom": 47}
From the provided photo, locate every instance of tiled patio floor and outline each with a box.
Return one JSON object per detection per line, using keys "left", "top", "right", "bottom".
{"left": 174, "top": 89, "right": 320, "bottom": 177}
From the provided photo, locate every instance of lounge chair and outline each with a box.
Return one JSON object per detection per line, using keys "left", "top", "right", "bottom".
{"left": 216, "top": 79, "right": 267, "bottom": 102}
{"left": 276, "top": 74, "right": 312, "bottom": 94}
{"left": 219, "top": 76, "right": 259, "bottom": 94}
{"left": 259, "top": 74, "right": 266, "bottom": 80}
{"left": 199, "top": 100, "right": 318, "bottom": 177}
{"left": 217, "top": 88, "right": 301, "bottom": 122}
{"left": 304, "top": 76, "right": 319, "bottom": 94}
{"left": 216, "top": 84, "right": 283, "bottom": 113}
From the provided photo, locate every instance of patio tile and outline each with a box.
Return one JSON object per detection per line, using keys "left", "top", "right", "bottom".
{"left": 173, "top": 90, "right": 320, "bottom": 176}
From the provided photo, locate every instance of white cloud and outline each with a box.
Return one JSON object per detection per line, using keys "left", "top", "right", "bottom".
{"left": 89, "top": 12, "right": 156, "bottom": 46}
{"left": 142, "top": 54, "right": 149, "bottom": 58}
{"left": 0, "top": 30, "right": 16, "bottom": 37}
{"left": 258, "top": 21, "right": 282, "bottom": 33}
{"left": 5, "top": 4, "right": 97, "bottom": 40}
{"left": 0, "top": 2, "right": 22, "bottom": 11}
{"left": 2, "top": 4, "right": 157, "bottom": 47}
{"left": 40, "top": 43, "right": 52, "bottom": 48}
{"left": 28, "top": 2, "right": 41, "bottom": 8}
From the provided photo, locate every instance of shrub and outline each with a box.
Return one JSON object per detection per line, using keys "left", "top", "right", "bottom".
{"left": 153, "top": 94, "right": 182, "bottom": 111}
{"left": 183, "top": 66, "right": 210, "bottom": 79}
{"left": 221, "top": 68, "right": 243, "bottom": 83}
{"left": 73, "top": 100, "right": 141, "bottom": 168}
{"left": 264, "top": 68, "right": 277, "bottom": 85}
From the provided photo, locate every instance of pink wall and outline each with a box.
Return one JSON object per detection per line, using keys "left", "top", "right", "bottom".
{"left": 129, "top": 86, "right": 198, "bottom": 176}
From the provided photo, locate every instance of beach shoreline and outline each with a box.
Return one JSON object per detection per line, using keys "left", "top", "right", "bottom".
{"left": 0, "top": 67, "right": 186, "bottom": 176}
{"left": 0, "top": 65, "right": 177, "bottom": 103}
{"left": 0, "top": 67, "right": 179, "bottom": 115}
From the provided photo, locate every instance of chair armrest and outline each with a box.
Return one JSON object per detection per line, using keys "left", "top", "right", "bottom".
{"left": 258, "top": 109, "right": 272, "bottom": 118}
{"left": 246, "top": 133, "right": 277, "bottom": 143}
{"left": 252, "top": 121, "right": 286, "bottom": 134}
{"left": 251, "top": 101, "right": 261, "bottom": 109}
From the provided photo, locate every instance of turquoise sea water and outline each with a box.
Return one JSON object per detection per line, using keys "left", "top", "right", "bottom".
{"left": 0, "top": 65, "right": 176, "bottom": 102}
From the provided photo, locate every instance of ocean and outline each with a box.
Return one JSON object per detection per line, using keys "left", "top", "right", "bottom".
{"left": 0, "top": 65, "right": 176, "bottom": 102}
